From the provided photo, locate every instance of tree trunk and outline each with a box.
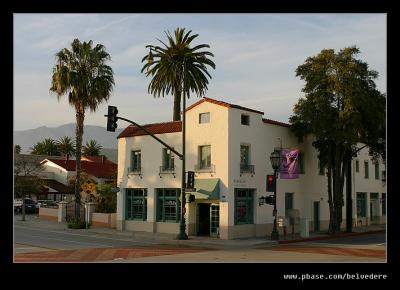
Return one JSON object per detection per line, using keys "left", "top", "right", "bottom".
{"left": 327, "top": 165, "right": 335, "bottom": 234}
{"left": 345, "top": 151, "right": 353, "bottom": 232}
{"left": 74, "top": 104, "right": 85, "bottom": 220}
{"left": 173, "top": 90, "right": 182, "bottom": 121}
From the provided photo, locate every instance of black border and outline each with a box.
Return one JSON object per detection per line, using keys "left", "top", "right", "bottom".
{"left": 3, "top": 0, "right": 396, "bottom": 284}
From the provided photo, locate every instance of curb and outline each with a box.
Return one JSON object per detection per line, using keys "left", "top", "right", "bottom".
{"left": 277, "top": 229, "right": 385, "bottom": 244}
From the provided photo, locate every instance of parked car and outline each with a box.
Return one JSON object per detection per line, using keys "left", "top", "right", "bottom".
{"left": 36, "top": 200, "right": 59, "bottom": 209}
{"left": 14, "top": 198, "right": 38, "bottom": 214}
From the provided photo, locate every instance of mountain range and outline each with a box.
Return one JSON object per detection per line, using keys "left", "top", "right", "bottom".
{"left": 14, "top": 123, "right": 124, "bottom": 162}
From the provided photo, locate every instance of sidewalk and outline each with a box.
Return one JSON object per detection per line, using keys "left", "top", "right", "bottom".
{"left": 15, "top": 214, "right": 386, "bottom": 249}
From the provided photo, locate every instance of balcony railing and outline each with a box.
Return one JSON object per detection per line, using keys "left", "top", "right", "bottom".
{"left": 240, "top": 164, "right": 255, "bottom": 177}
{"left": 159, "top": 165, "right": 176, "bottom": 178}
{"left": 128, "top": 167, "right": 142, "bottom": 178}
{"left": 194, "top": 164, "right": 216, "bottom": 175}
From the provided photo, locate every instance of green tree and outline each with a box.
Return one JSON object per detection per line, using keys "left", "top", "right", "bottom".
{"left": 141, "top": 27, "right": 216, "bottom": 121}
{"left": 56, "top": 136, "right": 75, "bottom": 157}
{"left": 82, "top": 139, "right": 103, "bottom": 156}
{"left": 14, "top": 144, "right": 21, "bottom": 154}
{"left": 50, "top": 38, "right": 114, "bottom": 219}
{"left": 95, "top": 184, "right": 117, "bottom": 213}
{"left": 289, "top": 46, "right": 386, "bottom": 233}
{"left": 30, "top": 138, "right": 61, "bottom": 156}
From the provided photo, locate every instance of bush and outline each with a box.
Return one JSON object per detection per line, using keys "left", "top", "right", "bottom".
{"left": 67, "top": 218, "right": 90, "bottom": 229}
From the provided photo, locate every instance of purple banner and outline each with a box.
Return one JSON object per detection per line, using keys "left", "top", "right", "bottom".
{"left": 279, "top": 149, "right": 299, "bottom": 179}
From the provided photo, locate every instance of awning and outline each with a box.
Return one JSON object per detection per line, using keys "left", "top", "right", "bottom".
{"left": 192, "top": 178, "right": 220, "bottom": 200}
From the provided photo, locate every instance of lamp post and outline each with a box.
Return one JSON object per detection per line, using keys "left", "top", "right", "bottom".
{"left": 270, "top": 150, "right": 281, "bottom": 240}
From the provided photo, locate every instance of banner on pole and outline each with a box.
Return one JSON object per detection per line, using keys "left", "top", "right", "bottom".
{"left": 279, "top": 148, "right": 300, "bottom": 179}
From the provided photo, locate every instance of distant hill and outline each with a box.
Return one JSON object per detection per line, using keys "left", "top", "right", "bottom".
{"left": 14, "top": 123, "right": 123, "bottom": 160}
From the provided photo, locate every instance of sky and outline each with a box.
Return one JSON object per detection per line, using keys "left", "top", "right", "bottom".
{"left": 14, "top": 13, "right": 387, "bottom": 131}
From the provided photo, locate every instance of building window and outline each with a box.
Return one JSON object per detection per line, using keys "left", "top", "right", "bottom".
{"left": 156, "top": 189, "right": 181, "bottom": 223}
{"left": 131, "top": 150, "right": 141, "bottom": 172}
{"left": 382, "top": 193, "right": 386, "bottom": 215}
{"left": 374, "top": 163, "right": 379, "bottom": 180}
{"left": 356, "top": 192, "right": 367, "bottom": 217}
{"left": 299, "top": 152, "right": 305, "bottom": 174}
{"left": 199, "top": 145, "right": 211, "bottom": 169}
{"left": 241, "top": 114, "right": 250, "bottom": 125}
{"left": 364, "top": 161, "right": 369, "bottom": 179}
{"left": 240, "top": 145, "right": 250, "bottom": 165}
{"left": 285, "top": 193, "right": 294, "bottom": 217}
{"left": 199, "top": 112, "right": 210, "bottom": 124}
{"left": 125, "top": 188, "right": 147, "bottom": 221}
{"left": 355, "top": 160, "right": 359, "bottom": 172}
{"left": 162, "top": 148, "right": 174, "bottom": 170}
{"left": 234, "top": 189, "right": 254, "bottom": 225}
{"left": 318, "top": 160, "right": 325, "bottom": 175}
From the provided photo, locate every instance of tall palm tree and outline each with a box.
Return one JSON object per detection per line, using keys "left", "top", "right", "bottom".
{"left": 50, "top": 38, "right": 114, "bottom": 219}
{"left": 141, "top": 27, "right": 216, "bottom": 121}
{"left": 56, "top": 136, "right": 76, "bottom": 158}
{"left": 30, "top": 138, "right": 61, "bottom": 156}
{"left": 82, "top": 139, "right": 103, "bottom": 156}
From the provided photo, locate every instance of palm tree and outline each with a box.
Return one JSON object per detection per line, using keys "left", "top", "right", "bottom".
{"left": 141, "top": 27, "right": 216, "bottom": 121}
{"left": 82, "top": 139, "right": 103, "bottom": 156}
{"left": 50, "top": 38, "right": 114, "bottom": 219}
{"left": 56, "top": 136, "right": 75, "bottom": 158}
{"left": 30, "top": 138, "right": 61, "bottom": 156}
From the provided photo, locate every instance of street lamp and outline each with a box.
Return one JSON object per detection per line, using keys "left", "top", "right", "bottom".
{"left": 269, "top": 150, "right": 281, "bottom": 240}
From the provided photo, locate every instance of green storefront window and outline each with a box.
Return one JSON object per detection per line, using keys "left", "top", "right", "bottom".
{"left": 156, "top": 188, "right": 181, "bottom": 223}
{"left": 356, "top": 192, "right": 367, "bottom": 217}
{"left": 125, "top": 188, "right": 147, "bottom": 221}
{"left": 234, "top": 189, "right": 254, "bottom": 225}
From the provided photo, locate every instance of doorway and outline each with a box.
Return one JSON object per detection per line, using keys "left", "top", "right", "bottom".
{"left": 197, "top": 203, "right": 211, "bottom": 236}
{"left": 313, "top": 201, "right": 320, "bottom": 232}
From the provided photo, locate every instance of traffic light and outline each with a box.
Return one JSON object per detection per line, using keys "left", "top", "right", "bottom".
{"left": 265, "top": 195, "right": 275, "bottom": 205}
{"left": 187, "top": 171, "right": 195, "bottom": 189}
{"left": 106, "top": 106, "right": 118, "bottom": 132}
{"left": 266, "top": 174, "right": 275, "bottom": 192}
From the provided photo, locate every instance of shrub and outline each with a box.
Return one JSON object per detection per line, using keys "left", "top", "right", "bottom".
{"left": 67, "top": 218, "right": 90, "bottom": 229}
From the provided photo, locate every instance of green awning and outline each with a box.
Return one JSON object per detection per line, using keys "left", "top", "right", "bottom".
{"left": 192, "top": 178, "right": 220, "bottom": 200}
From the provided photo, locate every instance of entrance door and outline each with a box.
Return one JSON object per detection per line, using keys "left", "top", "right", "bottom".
{"left": 210, "top": 204, "right": 220, "bottom": 238}
{"left": 313, "top": 201, "right": 320, "bottom": 232}
{"left": 197, "top": 204, "right": 211, "bottom": 236}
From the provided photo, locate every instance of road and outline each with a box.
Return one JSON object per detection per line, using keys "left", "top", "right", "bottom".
{"left": 14, "top": 214, "right": 386, "bottom": 262}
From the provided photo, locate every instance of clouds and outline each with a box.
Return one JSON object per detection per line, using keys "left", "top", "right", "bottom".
{"left": 14, "top": 13, "right": 386, "bottom": 130}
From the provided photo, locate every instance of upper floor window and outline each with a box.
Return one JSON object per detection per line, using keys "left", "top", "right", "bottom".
{"left": 240, "top": 145, "right": 250, "bottom": 165}
{"left": 199, "top": 145, "right": 211, "bottom": 169}
{"left": 162, "top": 148, "right": 174, "bottom": 170}
{"left": 241, "top": 114, "right": 250, "bottom": 126}
{"left": 131, "top": 150, "right": 141, "bottom": 172}
{"left": 364, "top": 161, "right": 369, "bottom": 179}
{"left": 374, "top": 162, "right": 379, "bottom": 180}
{"left": 355, "top": 160, "right": 360, "bottom": 172}
{"left": 199, "top": 112, "right": 210, "bottom": 124}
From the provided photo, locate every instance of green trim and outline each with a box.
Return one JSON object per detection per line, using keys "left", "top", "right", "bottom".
{"left": 234, "top": 188, "right": 254, "bottom": 225}
{"left": 125, "top": 188, "right": 147, "bottom": 221}
{"left": 156, "top": 188, "right": 181, "bottom": 223}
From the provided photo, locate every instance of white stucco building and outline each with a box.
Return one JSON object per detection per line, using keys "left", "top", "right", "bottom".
{"left": 116, "top": 97, "right": 386, "bottom": 239}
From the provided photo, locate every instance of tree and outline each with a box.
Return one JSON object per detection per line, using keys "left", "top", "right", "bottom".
{"left": 289, "top": 46, "right": 386, "bottom": 234}
{"left": 56, "top": 136, "right": 75, "bottom": 157}
{"left": 14, "top": 144, "right": 21, "bottom": 154}
{"left": 95, "top": 184, "right": 117, "bottom": 213}
{"left": 82, "top": 139, "right": 103, "bottom": 156}
{"left": 50, "top": 38, "right": 114, "bottom": 220}
{"left": 141, "top": 27, "right": 216, "bottom": 121}
{"left": 30, "top": 138, "right": 61, "bottom": 156}
{"left": 14, "top": 155, "right": 45, "bottom": 221}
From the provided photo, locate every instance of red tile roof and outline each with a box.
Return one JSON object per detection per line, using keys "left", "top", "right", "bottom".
{"left": 81, "top": 155, "right": 115, "bottom": 164}
{"left": 262, "top": 118, "right": 291, "bottom": 128}
{"left": 185, "top": 97, "right": 264, "bottom": 115}
{"left": 43, "top": 158, "right": 117, "bottom": 179}
{"left": 117, "top": 121, "right": 182, "bottom": 139}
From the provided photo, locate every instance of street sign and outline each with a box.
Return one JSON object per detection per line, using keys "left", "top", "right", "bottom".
{"left": 185, "top": 188, "right": 196, "bottom": 192}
